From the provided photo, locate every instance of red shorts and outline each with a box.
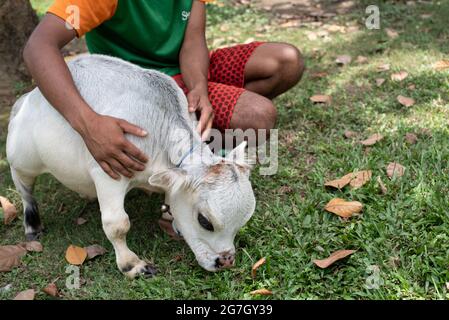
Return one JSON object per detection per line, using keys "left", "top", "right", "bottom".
{"left": 173, "top": 42, "right": 264, "bottom": 131}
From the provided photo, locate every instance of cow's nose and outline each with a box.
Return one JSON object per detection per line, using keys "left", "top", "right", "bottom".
{"left": 215, "top": 251, "right": 235, "bottom": 269}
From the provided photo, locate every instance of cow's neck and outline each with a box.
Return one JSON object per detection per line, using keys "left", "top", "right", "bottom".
{"left": 166, "top": 129, "right": 215, "bottom": 168}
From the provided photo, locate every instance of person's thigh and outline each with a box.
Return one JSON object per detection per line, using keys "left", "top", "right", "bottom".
{"left": 208, "top": 42, "right": 265, "bottom": 88}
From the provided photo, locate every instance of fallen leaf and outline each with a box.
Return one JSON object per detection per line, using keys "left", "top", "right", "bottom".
{"left": 0, "top": 245, "right": 27, "bottom": 272}
{"left": 310, "top": 94, "right": 331, "bottom": 104}
{"left": 375, "top": 78, "right": 386, "bottom": 87}
{"left": 405, "top": 133, "right": 418, "bottom": 144}
{"left": 420, "top": 13, "right": 432, "bottom": 19}
{"left": 65, "top": 245, "right": 87, "bottom": 265}
{"left": 24, "top": 241, "right": 43, "bottom": 252}
{"left": 42, "top": 283, "right": 59, "bottom": 297}
{"left": 280, "top": 20, "right": 301, "bottom": 28}
{"left": 408, "top": 84, "right": 416, "bottom": 90}
{"left": 220, "top": 25, "right": 230, "bottom": 32}
{"left": 349, "top": 170, "right": 372, "bottom": 189}
{"left": 306, "top": 32, "right": 317, "bottom": 41}
{"left": 85, "top": 244, "right": 107, "bottom": 260}
{"left": 336, "top": 55, "right": 352, "bottom": 65}
{"left": 391, "top": 71, "right": 409, "bottom": 81}
{"left": 75, "top": 217, "right": 87, "bottom": 225}
{"left": 377, "top": 64, "right": 390, "bottom": 72}
{"left": 250, "top": 288, "right": 272, "bottom": 296}
{"left": 324, "top": 173, "right": 353, "bottom": 189}
{"left": 360, "top": 133, "right": 384, "bottom": 146}
{"left": 344, "top": 130, "right": 358, "bottom": 139}
{"left": 377, "top": 176, "right": 388, "bottom": 195}
{"left": 446, "top": 282, "right": 449, "bottom": 290}
{"left": 278, "top": 185, "right": 293, "bottom": 194}
{"left": 313, "top": 250, "right": 356, "bottom": 268}
{"left": 386, "top": 162, "right": 405, "bottom": 179}
{"left": 385, "top": 28, "right": 399, "bottom": 39}
{"left": 13, "top": 289, "right": 35, "bottom": 300}
{"left": 397, "top": 95, "right": 415, "bottom": 107}
{"left": 310, "top": 71, "right": 328, "bottom": 79}
{"left": 251, "top": 257, "right": 266, "bottom": 279}
{"left": 324, "top": 198, "right": 363, "bottom": 218}
{"left": 0, "top": 196, "right": 17, "bottom": 225}
{"left": 356, "top": 55, "right": 368, "bottom": 64}
{"left": 434, "top": 60, "right": 449, "bottom": 70}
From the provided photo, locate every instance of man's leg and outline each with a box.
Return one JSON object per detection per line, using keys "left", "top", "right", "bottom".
{"left": 244, "top": 42, "right": 305, "bottom": 99}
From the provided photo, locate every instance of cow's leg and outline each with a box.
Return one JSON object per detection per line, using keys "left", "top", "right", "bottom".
{"left": 10, "top": 167, "right": 43, "bottom": 241}
{"left": 93, "top": 172, "right": 157, "bottom": 278}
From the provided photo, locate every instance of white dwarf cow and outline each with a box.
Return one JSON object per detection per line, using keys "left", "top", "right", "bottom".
{"left": 6, "top": 55, "right": 256, "bottom": 278}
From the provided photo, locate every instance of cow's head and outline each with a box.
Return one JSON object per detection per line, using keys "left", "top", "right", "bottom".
{"left": 149, "top": 142, "right": 255, "bottom": 271}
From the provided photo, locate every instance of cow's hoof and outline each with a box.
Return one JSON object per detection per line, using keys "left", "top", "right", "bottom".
{"left": 121, "top": 261, "right": 157, "bottom": 279}
{"left": 25, "top": 231, "right": 43, "bottom": 241}
{"left": 141, "top": 264, "right": 157, "bottom": 277}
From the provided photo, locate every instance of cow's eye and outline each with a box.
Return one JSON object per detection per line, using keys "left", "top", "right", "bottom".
{"left": 198, "top": 213, "right": 214, "bottom": 232}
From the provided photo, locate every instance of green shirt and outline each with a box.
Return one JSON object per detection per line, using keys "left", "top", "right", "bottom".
{"left": 85, "top": 0, "right": 194, "bottom": 76}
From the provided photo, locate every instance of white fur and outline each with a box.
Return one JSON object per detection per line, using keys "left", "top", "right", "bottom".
{"left": 6, "top": 55, "right": 256, "bottom": 277}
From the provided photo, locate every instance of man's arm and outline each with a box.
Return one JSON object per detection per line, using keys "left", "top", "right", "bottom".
{"left": 179, "top": 0, "right": 213, "bottom": 140}
{"left": 23, "top": 14, "right": 148, "bottom": 179}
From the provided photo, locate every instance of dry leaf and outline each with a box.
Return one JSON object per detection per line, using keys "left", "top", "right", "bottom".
{"left": 336, "top": 55, "right": 352, "bottom": 65}
{"left": 313, "top": 250, "right": 356, "bottom": 268}
{"left": 385, "top": 28, "right": 399, "bottom": 39}
{"left": 405, "top": 133, "right": 418, "bottom": 144}
{"left": 324, "top": 173, "right": 353, "bottom": 189}
{"left": 306, "top": 32, "right": 317, "bottom": 41}
{"left": 13, "top": 289, "right": 35, "bottom": 300}
{"left": 360, "top": 133, "right": 384, "bottom": 146}
{"left": 356, "top": 55, "right": 368, "bottom": 64}
{"left": 251, "top": 257, "right": 266, "bottom": 279}
{"left": 278, "top": 185, "right": 293, "bottom": 194}
{"left": 434, "top": 60, "right": 449, "bottom": 70}
{"left": 0, "top": 245, "right": 27, "bottom": 272}
{"left": 375, "top": 78, "right": 386, "bottom": 87}
{"left": 408, "top": 84, "right": 416, "bottom": 90}
{"left": 377, "top": 64, "right": 390, "bottom": 72}
{"left": 391, "top": 71, "right": 409, "bottom": 81}
{"left": 349, "top": 170, "right": 372, "bottom": 189}
{"left": 42, "top": 283, "right": 58, "bottom": 297}
{"left": 75, "top": 217, "right": 87, "bottom": 225}
{"left": 386, "top": 162, "right": 405, "bottom": 179}
{"left": 310, "top": 71, "right": 328, "bottom": 79}
{"left": 250, "top": 288, "right": 272, "bottom": 296}
{"left": 24, "top": 241, "right": 43, "bottom": 252}
{"left": 85, "top": 244, "right": 107, "bottom": 260}
{"left": 0, "top": 196, "right": 17, "bottom": 225}
{"left": 310, "top": 94, "right": 331, "bottom": 104}
{"left": 324, "top": 198, "right": 363, "bottom": 218}
{"left": 65, "top": 245, "right": 87, "bottom": 265}
{"left": 344, "top": 130, "right": 358, "bottom": 139}
{"left": 397, "top": 95, "right": 415, "bottom": 107}
{"left": 377, "top": 176, "right": 388, "bottom": 195}
{"left": 446, "top": 282, "right": 449, "bottom": 290}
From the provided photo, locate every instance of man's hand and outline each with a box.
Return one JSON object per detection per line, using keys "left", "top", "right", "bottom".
{"left": 79, "top": 113, "right": 149, "bottom": 180}
{"left": 187, "top": 86, "right": 214, "bottom": 141}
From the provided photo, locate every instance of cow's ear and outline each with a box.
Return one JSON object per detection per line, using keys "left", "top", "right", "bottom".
{"left": 148, "top": 169, "right": 187, "bottom": 192}
{"left": 225, "top": 141, "right": 247, "bottom": 166}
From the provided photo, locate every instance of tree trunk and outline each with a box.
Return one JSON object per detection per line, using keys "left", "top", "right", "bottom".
{"left": 0, "top": 0, "right": 38, "bottom": 82}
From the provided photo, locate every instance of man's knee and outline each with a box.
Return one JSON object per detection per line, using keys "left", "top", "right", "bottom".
{"left": 277, "top": 43, "right": 305, "bottom": 84}
{"left": 231, "top": 92, "right": 277, "bottom": 131}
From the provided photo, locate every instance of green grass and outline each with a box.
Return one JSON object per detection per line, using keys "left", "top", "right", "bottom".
{"left": 1, "top": 0, "right": 448, "bottom": 299}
